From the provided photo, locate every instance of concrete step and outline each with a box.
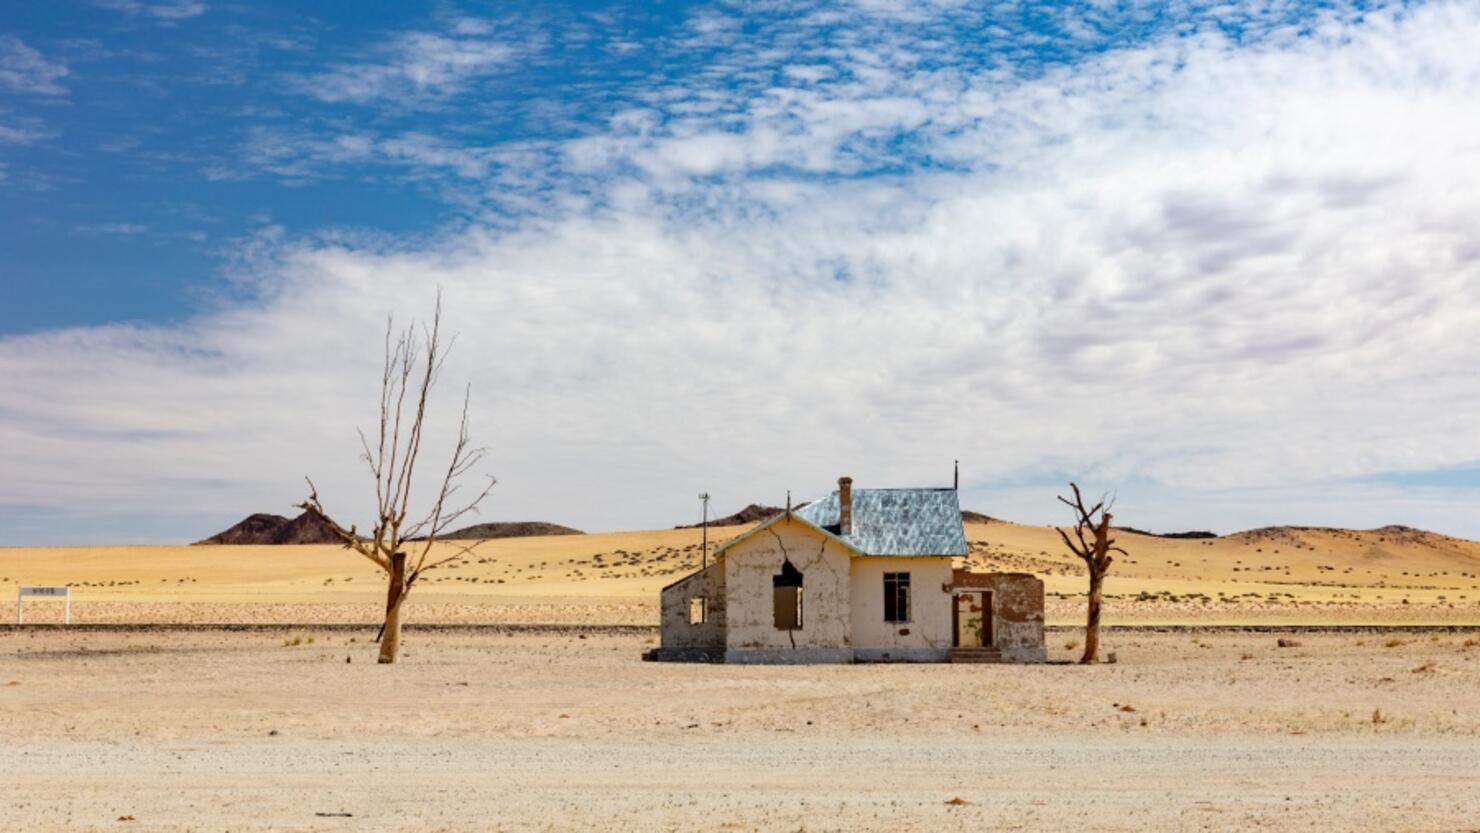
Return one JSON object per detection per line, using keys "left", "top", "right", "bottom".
{"left": 948, "top": 647, "right": 1003, "bottom": 664}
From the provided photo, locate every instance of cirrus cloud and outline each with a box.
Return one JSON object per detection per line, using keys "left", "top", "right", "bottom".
{"left": 0, "top": 35, "right": 68, "bottom": 96}
{"left": 295, "top": 30, "right": 521, "bottom": 107}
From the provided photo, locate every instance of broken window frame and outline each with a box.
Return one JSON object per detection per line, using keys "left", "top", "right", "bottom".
{"left": 773, "top": 561, "right": 804, "bottom": 630}
{"left": 883, "top": 571, "right": 911, "bottom": 623}
{"left": 688, "top": 597, "right": 707, "bottom": 625}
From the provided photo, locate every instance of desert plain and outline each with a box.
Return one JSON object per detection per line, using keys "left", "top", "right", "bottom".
{"left": 3, "top": 519, "right": 1480, "bottom": 831}
{"left": 5, "top": 520, "right": 1479, "bottom": 627}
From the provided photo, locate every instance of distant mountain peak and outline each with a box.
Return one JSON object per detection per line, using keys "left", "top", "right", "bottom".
{"left": 436, "top": 521, "right": 583, "bottom": 540}
{"left": 677, "top": 504, "right": 793, "bottom": 529}
{"left": 198, "top": 513, "right": 583, "bottom": 545}
{"left": 193, "top": 512, "right": 341, "bottom": 546}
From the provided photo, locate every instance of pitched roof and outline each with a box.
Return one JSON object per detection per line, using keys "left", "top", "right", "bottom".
{"left": 708, "top": 511, "right": 863, "bottom": 563}
{"left": 794, "top": 487, "right": 968, "bottom": 556}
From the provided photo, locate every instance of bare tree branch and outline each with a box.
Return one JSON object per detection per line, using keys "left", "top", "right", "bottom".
{"left": 297, "top": 477, "right": 390, "bottom": 572}
{"left": 299, "top": 290, "right": 493, "bottom": 664}
{"left": 1055, "top": 481, "right": 1123, "bottom": 665}
{"left": 408, "top": 538, "right": 489, "bottom": 588}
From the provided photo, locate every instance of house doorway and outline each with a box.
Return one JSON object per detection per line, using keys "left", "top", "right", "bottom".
{"left": 953, "top": 591, "right": 992, "bottom": 648}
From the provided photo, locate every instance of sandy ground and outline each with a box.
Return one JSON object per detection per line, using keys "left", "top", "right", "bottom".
{"left": 4, "top": 521, "right": 1480, "bottom": 626}
{"left": 4, "top": 521, "right": 1476, "bottom": 829}
{"left": 2, "top": 628, "right": 1479, "bottom": 831}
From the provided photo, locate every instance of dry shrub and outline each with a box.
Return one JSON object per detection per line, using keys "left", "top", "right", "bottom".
{"left": 1411, "top": 661, "right": 1437, "bottom": 674}
{"left": 1277, "top": 637, "right": 1301, "bottom": 648}
{"left": 1384, "top": 638, "right": 1408, "bottom": 648}
{"left": 1064, "top": 640, "right": 1079, "bottom": 651}
{"left": 1371, "top": 708, "right": 1388, "bottom": 725}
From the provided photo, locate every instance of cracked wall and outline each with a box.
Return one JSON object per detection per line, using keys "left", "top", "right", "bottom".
{"left": 723, "top": 517, "right": 851, "bottom": 656}
{"left": 660, "top": 561, "right": 726, "bottom": 650}
{"left": 951, "top": 570, "right": 1046, "bottom": 662}
{"left": 660, "top": 524, "right": 1046, "bottom": 664}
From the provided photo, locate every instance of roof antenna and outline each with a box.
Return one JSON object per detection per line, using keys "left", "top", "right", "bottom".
{"left": 954, "top": 459, "right": 959, "bottom": 491}
{"left": 785, "top": 490, "right": 792, "bottom": 520}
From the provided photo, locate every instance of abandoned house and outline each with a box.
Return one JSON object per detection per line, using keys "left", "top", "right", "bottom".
{"left": 652, "top": 477, "right": 1047, "bottom": 664}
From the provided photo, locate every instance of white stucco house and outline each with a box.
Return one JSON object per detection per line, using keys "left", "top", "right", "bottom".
{"left": 650, "top": 477, "right": 1047, "bottom": 664}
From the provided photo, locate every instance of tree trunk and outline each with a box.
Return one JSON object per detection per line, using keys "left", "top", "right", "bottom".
{"left": 379, "top": 552, "right": 407, "bottom": 665}
{"left": 1081, "top": 568, "right": 1103, "bottom": 664}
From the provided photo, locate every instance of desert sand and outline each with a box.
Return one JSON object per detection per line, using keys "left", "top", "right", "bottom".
{"left": 3, "top": 520, "right": 1479, "bottom": 626}
{"left": 4, "top": 522, "right": 1480, "bottom": 830}
{"left": 2, "top": 628, "right": 1478, "bottom": 831}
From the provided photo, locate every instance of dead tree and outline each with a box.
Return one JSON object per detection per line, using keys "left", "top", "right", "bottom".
{"left": 1056, "top": 483, "right": 1125, "bottom": 664}
{"left": 299, "top": 294, "right": 494, "bottom": 664}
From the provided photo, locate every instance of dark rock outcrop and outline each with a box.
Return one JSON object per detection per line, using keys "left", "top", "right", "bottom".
{"left": 1116, "top": 526, "right": 1218, "bottom": 540}
{"left": 200, "top": 513, "right": 581, "bottom": 545}
{"left": 677, "top": 504, "right": 797, "bottom": 529}
{"left": 681, "top": 504, "right": 1000, "bottom": 528}
{"left": 437, "top": 521, "right": 584, "bottom": 540}
{"left": 194, "top": 512, "right": 342, "bottom": 545}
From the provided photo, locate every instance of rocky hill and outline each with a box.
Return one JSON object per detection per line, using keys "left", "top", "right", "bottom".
{"left": 194, "top": 512, "right": 342, "bottom": 545}
{"left": 199, "top": 514, "right": 583, "bottom": 544}
{"left": 438, "top": 521, "right": 583, "bottom": 540}
{"left": 677, "top": 504, "right": 793, "bottom": 528}
{"left": 1116, "top": 526, "right": 1218, "bottom": 539}
{"left": 685, "top": 505, "right": 1001, "bottom": 528}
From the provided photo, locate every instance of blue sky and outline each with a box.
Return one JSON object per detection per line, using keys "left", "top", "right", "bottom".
{"left": 0, "top": 0, "right": 1347, "bottom": 332}
{"left": 3, "top": 0, "right": 1480, "bottom": 544}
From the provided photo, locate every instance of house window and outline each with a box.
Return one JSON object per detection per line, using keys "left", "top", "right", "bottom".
{"left": 688, "top": 597, "right": 707, "bottom": 625}
{"left": 884, "top": 572, "right": 911, "bottom": 623}
{"left": 773, "top": 561, "right": 804, "bottom": 630}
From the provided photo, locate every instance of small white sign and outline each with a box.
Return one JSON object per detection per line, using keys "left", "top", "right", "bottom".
{"left": 17, "top": 586, "right": 70, "bottom": 624}
{"left": 19, "top": 586, "right": 67, "bottom": 597}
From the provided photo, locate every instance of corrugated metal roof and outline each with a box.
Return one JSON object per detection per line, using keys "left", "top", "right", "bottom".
{"left": 794, "top": 488, "right": 968, "bottom": 557}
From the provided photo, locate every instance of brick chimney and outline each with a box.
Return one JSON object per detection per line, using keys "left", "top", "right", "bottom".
{"left": 838, "top": 476, "right": 853, "bottom": 536}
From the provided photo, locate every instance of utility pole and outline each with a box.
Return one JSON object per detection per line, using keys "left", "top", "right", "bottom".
{"left": 698, "top": 492, "right": 711, "bottom": 570}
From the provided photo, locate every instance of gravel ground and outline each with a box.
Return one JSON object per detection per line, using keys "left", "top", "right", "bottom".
{"left": 2, "top": 629, "right": 1477, "bottom": 831}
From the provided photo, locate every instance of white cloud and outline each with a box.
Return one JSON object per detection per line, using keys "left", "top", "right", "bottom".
{"left": 0, "top": 123, "right": 52, "bottom": 144}
{"left": 5, "top": 1, "right": 1480, "bottom": 542}
{"left": 76, "top": 223, "right": 150, "bottom": 234}
{"left": 231, "top": 126, "right": 519, "bottom": 194}
{"left": 0, "top": 36, "right": 68, "bottom": 95}
{"left": 95, "top": 0, "right": 207, "bottom": 21}
{"left": 298, "top": 30, "right": 518, "bottom": 106}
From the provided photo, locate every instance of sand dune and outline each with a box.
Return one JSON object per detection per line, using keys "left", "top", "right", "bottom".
{"left": 3, "top": 521, "right": 1479, "bottom": 625}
